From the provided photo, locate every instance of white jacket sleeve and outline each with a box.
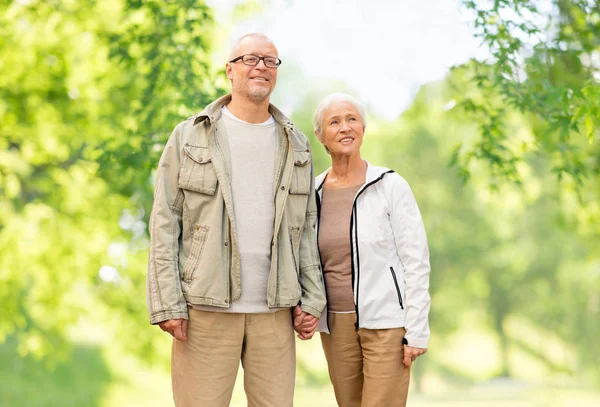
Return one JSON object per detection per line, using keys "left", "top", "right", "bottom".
{"left": 389, "top": 175, "right": 431, "bottom": 348}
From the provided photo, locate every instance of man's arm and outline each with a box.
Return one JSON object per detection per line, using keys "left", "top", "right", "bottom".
{"left": 296, "top": 156, "right": 326, "bottom": 319}
{"left": 146, "top": 124, "right": 189, "bottom": 325}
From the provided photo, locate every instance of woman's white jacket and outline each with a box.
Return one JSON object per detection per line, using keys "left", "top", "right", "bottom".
{"left": 315, "top": 162, "right": 431, "bottom": 349}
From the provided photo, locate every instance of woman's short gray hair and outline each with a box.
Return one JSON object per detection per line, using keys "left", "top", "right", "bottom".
{"left": 313, "top": 92, "right": 367, "bottom": 136}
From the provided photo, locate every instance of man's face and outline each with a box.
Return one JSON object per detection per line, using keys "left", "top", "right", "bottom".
{"left": 226, "top": 36, "right": 279, "bottom": 103}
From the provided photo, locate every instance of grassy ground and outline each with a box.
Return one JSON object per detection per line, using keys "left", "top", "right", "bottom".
{"left": 98, "top": 365, "right": 600, "bottom": 407}
{"left": 1, "top": 333, "right": 599, "bottom": 407}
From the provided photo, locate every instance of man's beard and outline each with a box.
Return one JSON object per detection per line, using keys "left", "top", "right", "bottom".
{"left": 247, "top": 85, "right": 271, "bottom": 103}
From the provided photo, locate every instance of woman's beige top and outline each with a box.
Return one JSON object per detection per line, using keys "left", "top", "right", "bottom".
{"left": 318, "top": 184, "right": 363, "bottom": 312}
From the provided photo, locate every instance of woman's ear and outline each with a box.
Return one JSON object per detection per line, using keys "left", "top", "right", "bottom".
{"left": 314, "top": 130, "right": 323, "bottom": 143}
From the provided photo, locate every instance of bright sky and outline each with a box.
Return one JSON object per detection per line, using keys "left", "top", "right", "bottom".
{"left": 208, "top": 0, "right": 487, "bottom": 119}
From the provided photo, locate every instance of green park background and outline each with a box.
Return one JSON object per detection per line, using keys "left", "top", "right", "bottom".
{"left": 1, "top": 0, "right": 599, "bottom": 406}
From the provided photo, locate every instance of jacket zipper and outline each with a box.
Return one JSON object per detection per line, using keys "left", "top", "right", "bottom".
{"left": 275, "top": 137, "right": 294, "bottom": 306}
{"left": 349, "top": 170, "right": 394, "bottom": 330}
{"left": 213, "top": 130, "right": 232, "bottom": 305}
{"left": 316, "top": 170, "right": 394, "bottom": 331}
{"left": 350, "top": 205, "right": 359, "bottom": 330}
{"left": 389, "top": 267, "right": 404, "bottom": 309}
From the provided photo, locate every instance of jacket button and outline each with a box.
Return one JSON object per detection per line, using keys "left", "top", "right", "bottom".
{"left": 281, "top": 186, "right": 285, "bottom": 190}
{"left": 224, "top": 299, "right": 228, "bottom": 304}
{"left": 295, "top": 160, "right": 301, "bottom": 165}
{"left": 224, "top": 242, "right": 228, "bottom": 247}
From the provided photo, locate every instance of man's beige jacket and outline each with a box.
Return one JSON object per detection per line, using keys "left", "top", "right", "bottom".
{"left": 146, "top": 94, "right": 326, "bottom": 324}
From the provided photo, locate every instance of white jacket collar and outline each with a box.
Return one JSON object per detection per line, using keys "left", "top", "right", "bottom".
{"left": 315, "top": 160, "right": 393, "bottom": 192}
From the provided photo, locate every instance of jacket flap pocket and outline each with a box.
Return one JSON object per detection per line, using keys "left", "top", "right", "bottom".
{"left": 293, "top": 151, "right": 310, "bottom": 167}
{"left": 289, "top": 151, "right": 311, "bottom": 195}
{"left": 184, "top": 145, "right": 212, "bottom": 165}
{"left": 179, "top": 145, "right": 217, "bottom": 195}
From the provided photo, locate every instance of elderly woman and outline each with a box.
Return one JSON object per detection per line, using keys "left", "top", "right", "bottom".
{"left": 306, "top": 93, "right": 431, "bottom": 407}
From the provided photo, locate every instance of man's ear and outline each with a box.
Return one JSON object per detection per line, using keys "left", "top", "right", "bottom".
{"left": 226, "top": 63, "right": 233, "bottom": 81}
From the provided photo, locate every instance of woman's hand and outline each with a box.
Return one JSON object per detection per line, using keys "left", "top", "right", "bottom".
{"left": 293, "top": 305, "right": 318, "bottom": 340}
{"left": 402, "top": 345, "right": 426, "bottom": 367}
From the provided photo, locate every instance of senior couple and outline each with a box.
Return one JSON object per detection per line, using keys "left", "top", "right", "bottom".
{"left": 146, "top": 33, "right": 431, "bottom": 407}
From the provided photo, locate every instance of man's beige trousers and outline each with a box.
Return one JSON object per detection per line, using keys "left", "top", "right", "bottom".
{"left": 320, "top": 313, "right": 410, "bottom": 407}
{"left": 172, "top": 307, "right": 295, "bottom": 407}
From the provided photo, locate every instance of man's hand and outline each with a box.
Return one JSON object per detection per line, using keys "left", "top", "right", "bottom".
{"left": 293, "top": 305, "right": 318, "bottom": 340}
{"left": 158, "top": 318, "right": 188, "bottom": 341}
{"left": 403, "top": 345, "right": 426, "bottom": 367}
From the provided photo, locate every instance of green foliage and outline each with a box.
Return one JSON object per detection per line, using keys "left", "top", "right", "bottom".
{"left": 0, "top": 336, "right": 112, "bottom": 407}
{"left": 457, "top": 0, "right": 599, "bottom": 186}
{"left": 0, "top": 0, "right": 222, "bottom": 363}
{"left": 1, "top": 0, "right": 599, "bottom": 403}
{"left": 99, "top": 0, "right": 219, "bottom": 205}
{"left": 451, "top": 1, "right": 600, "bottom": 380}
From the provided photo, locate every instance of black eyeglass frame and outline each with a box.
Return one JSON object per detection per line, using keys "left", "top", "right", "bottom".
{"left": 228, "top": 54, "right": 282, "bottom": 68}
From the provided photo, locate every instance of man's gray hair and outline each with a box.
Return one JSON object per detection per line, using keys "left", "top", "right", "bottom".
{"left": 229, "top": 33, "right": 277, "bottom": 60}
{"left": 313, "top": 92, "right": 367, "bottom": 136}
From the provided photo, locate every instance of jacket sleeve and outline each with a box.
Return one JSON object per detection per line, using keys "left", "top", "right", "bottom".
{"left": 389, "top": 175, "right": 431, "bottom": 348}
{"left": 146, "top": 124, "right": 189, "bottom": 325}
{"left": 298, "top": 157, "right": 327, "bottom": 318}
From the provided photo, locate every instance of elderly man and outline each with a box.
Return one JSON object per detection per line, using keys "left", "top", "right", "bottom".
{"left": 146, "top": 33, "right": 326, "bottom": 407}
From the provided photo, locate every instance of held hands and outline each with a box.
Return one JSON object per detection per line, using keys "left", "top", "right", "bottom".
{"left": 403, "top": 345, "right": 426, "bottom": 367}
{"left": 160, "top": 310, "right": 319, "bottom": 342}
{"left": 158, "top": 318, "right": 188, "bottom": 341}
{"left": 293, "top": 305, "right": 318, "bottom": 340}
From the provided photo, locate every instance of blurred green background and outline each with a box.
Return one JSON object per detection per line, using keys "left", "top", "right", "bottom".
{"left": 1, "top": 0, "right": 598, "bottom": 406}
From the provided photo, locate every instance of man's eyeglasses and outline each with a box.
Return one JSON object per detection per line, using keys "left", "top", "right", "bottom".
{"left": 229, "top": 54, "right": 282, "bottom": 68}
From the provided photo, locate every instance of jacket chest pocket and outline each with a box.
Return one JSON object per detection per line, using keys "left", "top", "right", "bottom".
{"left": 178, "top": 145, "right": 218, "bottom": 195}
{"left": 289, "top": 150, "right": 311, "bottom": 195}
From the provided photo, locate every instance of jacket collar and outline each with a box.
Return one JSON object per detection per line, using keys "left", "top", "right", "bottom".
{"left": 315, "top": 160, "right": 392, "bottom": 192}
{"left": 191, "top": 94, "right": 296, "bottom": 130}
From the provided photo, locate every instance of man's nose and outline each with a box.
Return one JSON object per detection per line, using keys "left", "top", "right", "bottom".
{"left": 255, "top": 59, "right": 268, "bottom": 69}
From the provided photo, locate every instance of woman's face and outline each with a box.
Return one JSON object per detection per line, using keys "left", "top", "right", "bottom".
{"left": 318, "top": 101, "right": 365, "bottom": 157}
